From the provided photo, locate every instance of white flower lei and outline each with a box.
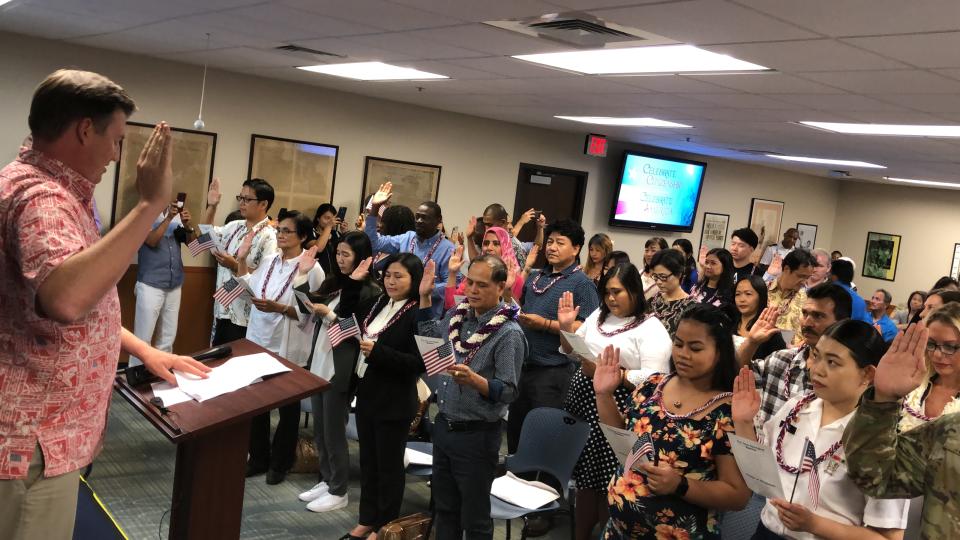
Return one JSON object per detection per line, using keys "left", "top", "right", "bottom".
{"left": 448, "top": 301, "right": 517, "bottom": 359}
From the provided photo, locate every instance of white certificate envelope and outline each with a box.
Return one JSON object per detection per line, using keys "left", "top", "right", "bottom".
{"left": 729, "top": 434, "right": 786, "bottom": 500}
{"left": 599, "top": 423, "right": 638, "bottom": 466}
{"left": 414, "top": 335, "right": 446, "bottom": 356}
{"left": 560, "top": 330, "right": 593, "bottom": 360}
{"left": 235, "top": 274, "right": 258, "bottom": 298}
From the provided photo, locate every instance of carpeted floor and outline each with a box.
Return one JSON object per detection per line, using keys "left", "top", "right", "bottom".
{"left": 87, "top": 395, "right": 576, "bottom": 539}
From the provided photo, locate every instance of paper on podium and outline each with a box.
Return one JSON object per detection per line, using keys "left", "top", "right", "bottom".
{"left": 414, "top": 335, "right": 446, "bottom": 356}
{"left": 405, "top": 447, "right": 433, "bottom": 466}
{"left": 599, "top": 423, "right": 639, "bottom": 466}
{"left": 729, "top": 434, "right": 785, "bottom": 500}
{"left": 560, "top": 330, "right": 593, "bottom": 360}
{"left": 174, "top": 352, "right": 291, "bottom": 402}
{"left": 151, "top": 381, "right": 193, "bottom": 407}
{"left": 491, "top": 471, "right": 559, "bottom": 510}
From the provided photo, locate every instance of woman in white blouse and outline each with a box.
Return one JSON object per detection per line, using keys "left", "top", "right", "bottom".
{"left": 558, "top": 262, "right": 672, "bottom": 540}
{"left": 898, "top": 302, "right": 960, "bottom": 433}
{"left": 733, "top": 319, "right": 909, "bottom": 540}
{"left": 238, "top": 210, "right": 324, "bottom": 485}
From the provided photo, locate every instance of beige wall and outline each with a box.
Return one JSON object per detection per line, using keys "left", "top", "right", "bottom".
{"left": 1, "top": 31, "right": 841, "bottom": 274}
{"left": 832, "top": 181, "right": 960, "bottom": 304}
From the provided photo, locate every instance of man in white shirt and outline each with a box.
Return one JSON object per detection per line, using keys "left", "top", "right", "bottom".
{"left": 759, "top": 228, "right": 799, "bottom": 281}
{"left": 200, "top": 177, "right": 278, "bottom": 345}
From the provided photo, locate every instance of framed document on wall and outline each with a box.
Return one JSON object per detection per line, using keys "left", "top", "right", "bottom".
{"left": 112, "top": 122, "right": 216, "bottom": 227}
{"left": 796, "top": 223, "right": 818, "bottom": 251}
{"left": 951, "top": 243, "right": 960, "bottom": 278}
{"left": 699, "top": 212, "right": 729, "bottom": 253}
{"left": 361, "top": 156, "right": 441, "bottom": 211}
{"left": 247, "top": 134, "right": 338, "bottom": 220}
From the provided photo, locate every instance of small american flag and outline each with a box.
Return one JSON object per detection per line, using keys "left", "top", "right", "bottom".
{"left": 213, "top": 277, "right": 246, "bottom": 308}
{"left": 423, "top": 342, "right": 456, "bottom": 376}
{"left": 187, "top": 232, "right": 216, "bottom": 256}
{"left": 625, "top": 432, "right": 655, "bottom": 472}
{"left": 327, "top": 315, "right": 360, "bottom": 348}
{"left": 801, "top": 439, "right": 820, "bottom": 509}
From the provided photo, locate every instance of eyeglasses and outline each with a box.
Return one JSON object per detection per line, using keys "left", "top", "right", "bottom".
{"left": 276, "top": 227, "right": 296, "bottom": 235}
{"left": 236, "top": 195, "right": 261, "bottom": 203}
{"left": 650, "top": 272, "right": 674, "bottom": 282}
{"left": 926, "top": 340, "right": 960, "bottom": 356}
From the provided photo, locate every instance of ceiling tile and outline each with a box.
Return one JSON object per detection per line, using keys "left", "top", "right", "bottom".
{"left": 800, "top": 70, "right": 960, "bottom": 94}
{"left": 870, "top": 94, "right": 960, "bottom": 114}
{"left": 67, "top": 20, "right": 249, "bottom": 55}
{"left": 681, "top": 93, "right": 797, "bottom": 109}
{"left": 443, "top": 57, "right": 572, "bottom": 78}
{"left": 610, "top": 75, "right": 738, "bottom": 93}
{"left": 157, "top": 47, "right": 303, "bottom": 70}
{"left": 279, "top": 0, "right": 464, "bottom": 31}
{"left": 342, "top": 32, "right": 491, "bottom": 60}
{"left": 733, "top": 0, "right": 960, "bottom": 37}
{"left": 593, "top": 0, "right": 817, "bottom": 45}
{"left": 702, "top": 40, "right": 907, "bottom": 72}
{"left": 288, "top": 37, "right": 416, "bottom": 62}
{"left": 407, "top": 24, "right": 569, "bottom": 56}
{"left": 0, "top": 3, "right": 133, "bottom": 38}
{"left": 689, "top": 73, "right": 843, "bottom": 94}
{"left": 835, "top": 110, "right": 948, "bottom": 124}
{"left": 545, "top": 0, "right": 675, "bottom": 9}
{"left": 179, "top": 5, "right": 382, "bottom": 43}
{"left": 387, "top": 0, "right": 559, "bottom": 22}
{"left": 772, "top": 93, "right": 908, "bottom": 112}
{"left": 842, "top": 32, "right": 960, "bottom": 69}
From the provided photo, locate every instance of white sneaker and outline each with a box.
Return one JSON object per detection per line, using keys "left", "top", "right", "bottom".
{"left": 298, "top": 481, "right": 329, "bottom": 502}
{"left": 306, "top": 492, "right": 348, "bottom": 513}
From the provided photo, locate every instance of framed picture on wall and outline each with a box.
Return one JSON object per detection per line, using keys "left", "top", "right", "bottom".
{"left": 863, "top": 231, "right": 902, "bottom": 281}
{"left": 951, "top": 243, "right": 960, "bottom": 278}
{"left": 699, "top": 212, "right": 729, "bottom": 254}
{"left": 111, "top": 122, "right": 216, "bottom": 227}
{"left": 361, "top": 156, "right": 441, "bottom": 211}
{"left": 247, "top": 134, "right": 338, "bottom": 221}
{"left": 747, "top": 198, "right": 784, "bottom": 261}
{"left": 796, "top": 223, "right": 818, "bottom": 251}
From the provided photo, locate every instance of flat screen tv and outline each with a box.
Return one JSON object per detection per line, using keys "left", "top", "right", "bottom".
{"left": 609, "top": 151, "right": 707, "bottom": 233}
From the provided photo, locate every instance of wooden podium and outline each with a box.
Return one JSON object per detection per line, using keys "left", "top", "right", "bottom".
{"left": 113, "top": 339, "right": 328, "bottom": 539}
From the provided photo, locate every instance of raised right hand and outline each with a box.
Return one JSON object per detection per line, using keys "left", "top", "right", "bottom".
{"left": 874, "top": 323, "right": 929, "bottom": 401}
{"left": 448, "top": 244, "right": 465, "bottom": 273}
{"left": 593, "top": 345, "right": 622, "bottom": 396}
{"left": 350, "top": 257, "right": 372, "bottom": 281}
{"left": 747, "top": 307, "right": 781, "bottom": 344}
{"left": 370, "top": 182, "right": 393, "bottom": 208}
{"left": 206, "top": 177, "right": 222, "bottom": 206}
{"left": 421, "top": 260, "right": 437, "bottom": 297}
{"left": 557, "top": 290, "right": 580, "bottom": 332}
{"left": 135, "top": 123, "right": 173, "bottom": 206}
{"left": 236, "top": 231, "right": 254, "bottom": 261}
{"left": 731, "top": 366, "right": 761, "bottom": 425}
{"left": 465, "top": 216, "right": 477, "bottom": 238}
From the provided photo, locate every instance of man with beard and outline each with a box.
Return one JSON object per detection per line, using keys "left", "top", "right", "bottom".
{"left": 736, "top": 282, "right": 853, "bottom": 438}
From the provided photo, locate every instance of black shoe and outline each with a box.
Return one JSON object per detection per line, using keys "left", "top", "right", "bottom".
{"left": 245, "top": 462, "right": 268, "bottom": 478}
{"left": 265, "top": 468, "right": 287, "bottom": 485}
{"left": 523, "top": 515, "right": 553, "bottom": 537}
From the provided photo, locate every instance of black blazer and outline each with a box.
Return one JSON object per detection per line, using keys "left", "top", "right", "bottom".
{"left": 340, "top": 277, "right": 425, "bottom": 422}
{"left": 300, "top": 279, "right": 382, "bottom": 394}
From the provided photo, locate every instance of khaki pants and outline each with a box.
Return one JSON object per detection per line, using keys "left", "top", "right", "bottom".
{"left": 0, "top": 445, "right": 80, "bottom": 540}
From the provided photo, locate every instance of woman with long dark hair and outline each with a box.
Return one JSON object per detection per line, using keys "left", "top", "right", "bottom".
{"left": 585, "top": 233, "right": 614, "bottom": 285}
{"left": 296, "top": 231, "right": 382, "bottom": 512}
{"left": 672, "top": 238, "right": 699, "bottom": 293}
{"left": 690, "top": 248, "right": 735, "bottom": 309}
{"left": 596, "top": 304, "right": 751, "bottom": 539}
{"left": 733, "top": 275, "right": 787, "bottom": 360}
{"left": 893, "top": 290, "right": 925, "bottom": 330}
{"left": 338, "top": 253, "right": 425, "bottom": 540}
{"left": 559, "top": 263, "right": 672, "bottom": 540}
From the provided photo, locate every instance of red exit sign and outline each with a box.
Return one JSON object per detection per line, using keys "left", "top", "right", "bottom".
{"left": 584, "top": 133, "right": 608, "bottom": 157}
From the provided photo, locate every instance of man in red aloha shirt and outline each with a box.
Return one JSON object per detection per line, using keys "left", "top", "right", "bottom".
{"left": 0, "top": 69, "right": 209, "bottom": 539}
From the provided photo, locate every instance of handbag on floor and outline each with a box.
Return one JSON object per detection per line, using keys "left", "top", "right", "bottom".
{"left": 289, "top": 436, "right": 320, "bottom": 474}
{"left": 378, "top": 512, "right": 432, "bottom": 540}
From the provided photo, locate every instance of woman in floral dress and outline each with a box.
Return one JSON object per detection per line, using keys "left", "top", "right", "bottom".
{"left": 594, "top": 304, "right": 751, "bottom": 539}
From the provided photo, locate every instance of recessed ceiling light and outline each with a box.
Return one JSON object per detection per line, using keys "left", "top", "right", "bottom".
{"left": 765, "top": 154, "right": 885, "bottom": 168}
{"left": 555, "top": 116, "right": 692, "bottom": 128}
{"left": 297, "top": 62, "right": 448, "bottom": 81}
{"left": 799, "top": 121, "right": 960, "bottom": 137}
{"left": 513, "top": 45, "right": 769, "bottom": 75}
{"left": 885, "top": 176, "right": 960, "bottom": 188}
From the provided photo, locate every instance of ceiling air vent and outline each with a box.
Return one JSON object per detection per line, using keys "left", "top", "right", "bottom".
{"left": 274, "top": 44, "right": 344, "bottom": 58}
{"left": 484, "top": 12, "right": 674, "bottom": 49}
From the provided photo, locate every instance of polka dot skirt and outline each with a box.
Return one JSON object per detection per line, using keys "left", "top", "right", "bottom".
{"left": 563, "top": 368, "right": 632, "bottom": 490}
